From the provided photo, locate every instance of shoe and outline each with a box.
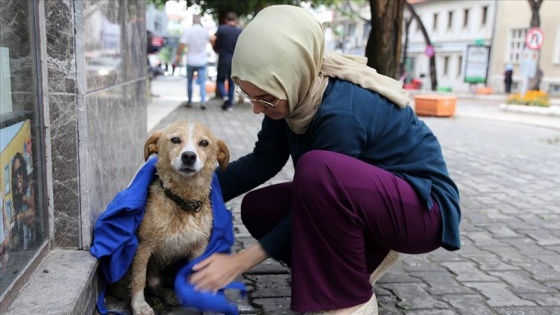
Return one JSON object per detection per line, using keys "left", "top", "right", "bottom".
{"left": 180, "top": 101, "right": 192, "bottom": 108}
{"left": 304, "top": 293, "right": 378, "bottom": 315}
{"left": 369, "top": 250, "right": 399, "bottom": 285}
{"left": 200, "top": 103, "right": 206, "bottom": 110}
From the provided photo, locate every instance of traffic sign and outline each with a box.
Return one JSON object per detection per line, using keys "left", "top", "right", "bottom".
{"left": 525, "top": 27, "right": 544, "bottom": 50}
{"left": 425, "top": 45, "right": 434, "bottom": 57}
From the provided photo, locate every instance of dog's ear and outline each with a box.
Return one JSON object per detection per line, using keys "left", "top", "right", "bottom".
{"left": 217, "top": 140, "right": 230, "bottom": 171}
{"left": 144, "top": 130, "right": 162, "bottom": 161}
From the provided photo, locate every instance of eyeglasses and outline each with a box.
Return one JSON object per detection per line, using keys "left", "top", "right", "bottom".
{"left": 235, "top": 84, "right": 280, "bottom": 108}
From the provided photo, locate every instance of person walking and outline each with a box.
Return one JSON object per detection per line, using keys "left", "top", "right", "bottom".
{"left": 504, "top": 64, "right": 513, "bottom": 94}
{"left": 188, "top": 5, "right": 461, "bottom": 315}
{"left": 175, "top": 15, "right": 211, "bottom": 110}
{"left": 211, "top": 11, "right": 242, "bottom": 111}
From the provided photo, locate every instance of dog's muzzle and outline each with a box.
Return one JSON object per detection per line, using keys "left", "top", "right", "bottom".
{"left": 180, "top": 151, "right": 197, "bottom": 173}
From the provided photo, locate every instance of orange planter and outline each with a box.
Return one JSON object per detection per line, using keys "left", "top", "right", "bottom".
{"left": 475, "top": 87, "right": 493, "bottom": 95}
{"left": 414, "top": 95, "right": 457, "bottom": 117}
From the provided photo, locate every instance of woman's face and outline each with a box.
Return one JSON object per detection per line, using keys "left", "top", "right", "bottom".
{"left": 237, "top": 80, "right": 289, "bottom": 120}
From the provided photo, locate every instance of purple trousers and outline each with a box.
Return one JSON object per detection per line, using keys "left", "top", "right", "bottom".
{"left": 241, "top": 150, "right": 442, "bottom": 312}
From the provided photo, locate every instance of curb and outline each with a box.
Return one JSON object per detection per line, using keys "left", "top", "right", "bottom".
{"left": 498, "top": 103, "right": 560, "bottom": 117}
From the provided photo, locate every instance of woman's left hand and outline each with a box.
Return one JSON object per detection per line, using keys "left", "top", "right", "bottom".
{"left": 189, "top": 253, "right": 244, "bottom": 293}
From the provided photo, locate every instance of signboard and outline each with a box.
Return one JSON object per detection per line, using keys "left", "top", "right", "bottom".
{"left": 525, "top": 27, "right": 544, "bottom": 50}
{"left": 520, "top": 47, "right": 539, "bottom": 78}
{"left": 464, "top": 44, "right": 491, "bottom": 83}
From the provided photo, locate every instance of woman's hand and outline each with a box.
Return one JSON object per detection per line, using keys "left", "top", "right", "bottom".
{"left": 190, "top": 253, "right": 244, "bottom": 293}
{"left": 189, "top": 243, "right": 269, "bottom": 293}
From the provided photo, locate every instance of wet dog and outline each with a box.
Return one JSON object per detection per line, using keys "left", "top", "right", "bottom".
{"left": 109, "top": 120, "right": 229, "bottom": 315}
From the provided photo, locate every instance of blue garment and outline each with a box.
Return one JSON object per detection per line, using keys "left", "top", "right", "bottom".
{"left": 217, "top": 78, "right": 461, "bottom": 258}
{"left": 90, "top": 156, "right": 246, "bottom": 315}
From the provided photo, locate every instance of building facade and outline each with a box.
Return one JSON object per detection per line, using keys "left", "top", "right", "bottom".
{"left": 0, "top": 0, "right": 148, "bottom": 313}
{"left": 488, "top": 0, "right": 560, "bottom": 95}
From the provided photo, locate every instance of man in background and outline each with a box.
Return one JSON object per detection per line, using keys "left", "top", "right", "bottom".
{"left": 175, "top": 15, "right": 211, "bottom": 110}
{"left": 211, "top": 11, "right": 242, "bottom": 111}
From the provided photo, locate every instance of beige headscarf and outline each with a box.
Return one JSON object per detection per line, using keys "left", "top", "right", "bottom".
{"left": 231, "top": 5, "right": 410, "bottom": 134}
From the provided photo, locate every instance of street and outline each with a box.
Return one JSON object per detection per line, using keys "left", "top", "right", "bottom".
{"left": 149, "top": 75, "right": 560, "bottom": 314}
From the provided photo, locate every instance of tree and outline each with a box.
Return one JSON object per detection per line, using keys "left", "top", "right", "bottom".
{"left": 365, "top": 0, "right": 404, "bottom": 78}
{"left": 149, "top": 0, "right": 406, "bottom": 78}
{"left": 404, "top": 1, "right": 437, "bottom": 90}
{"left": 527, "top": 0, "right": 544, "bottom": 91}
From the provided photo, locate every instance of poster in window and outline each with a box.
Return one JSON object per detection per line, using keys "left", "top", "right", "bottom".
{"left": 0, "top": 119, "right": 36, "bottom": 253}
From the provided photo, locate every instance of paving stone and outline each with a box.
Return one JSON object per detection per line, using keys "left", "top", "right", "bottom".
{"left": 251, "top": 297, "right": 295, "bottom": 315}
{"left": 440, "top": 294, "right": 494, "bottom": 315}
{"left": 245, "top": 275, "right": 291, "bottom": 299}
{"left": 489, "top": 270, "right": 556, "bottom": 294}
{"left": 409, "top": 271, "right": 474, "bottom": 295}
{"left": 440, "top": 261, "right": 499, "bottom": 282}
{"left": 463, "top": 282, "right": 536, "bottom": 307}
{"left": 382, "top": 283, "right": 450, "bottom": 310}
{"left": 493, "top": 307, "right": 555, "bottom": 315}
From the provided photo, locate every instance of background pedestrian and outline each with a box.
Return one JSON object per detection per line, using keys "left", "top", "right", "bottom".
{"left": 175, "top": 14, "right": 211, "bottom": 110}
{"left": 211, "top": 11, "right": 242, "bottom": 111}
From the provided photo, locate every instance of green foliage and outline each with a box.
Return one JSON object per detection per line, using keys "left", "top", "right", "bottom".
{"left": 147, "top": 0, "right": 338, "bottom": 18}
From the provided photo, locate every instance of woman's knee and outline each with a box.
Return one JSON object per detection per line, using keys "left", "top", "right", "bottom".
{"left": 294, "top": 150, "right": 347, "bottom": 194}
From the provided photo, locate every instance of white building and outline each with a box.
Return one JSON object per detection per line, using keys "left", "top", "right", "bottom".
{"left": 405, "top": 0, "right": 496, "bottom": 93}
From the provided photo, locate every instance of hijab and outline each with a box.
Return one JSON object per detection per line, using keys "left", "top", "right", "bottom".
{"left": 231, "top": 5, "right": 410, "bottom": 134}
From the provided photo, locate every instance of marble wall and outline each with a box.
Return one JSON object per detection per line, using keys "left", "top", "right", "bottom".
{"left": 45, "top": 0, "right": 148, "bottom": 248}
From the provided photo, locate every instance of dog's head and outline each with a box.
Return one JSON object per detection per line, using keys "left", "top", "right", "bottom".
{"left": 143, "top": 120, "right": 229, "bottom": 176}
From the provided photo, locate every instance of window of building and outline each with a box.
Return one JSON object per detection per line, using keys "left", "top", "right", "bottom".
{"left": 481, "top": 6, "right": 488, "bottom": 27}
{"left": 457, "top": 55, "right": 463, "bottom": 78}
{"left": 463, "top": 9, "right": 469, "bottom": 28}
{"left": 0, "top": 0, "right": 47, "bottom": 302}
{"left": 448, "top": 11, "right": 453, "bottom": 30}
{"left": 433, "top": 13, "right": 438, "bottom": 32}
{"left": 509, "top": 28, "right": 528, "bottom": 63}
{"left": 443, "top": 56, "right": 450, "bottom": 76}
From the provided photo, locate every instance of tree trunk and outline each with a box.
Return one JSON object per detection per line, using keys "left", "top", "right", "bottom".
{"left": 527, "top": 0, "right": 544, "bottom": 90}
{"left": 405, "top": 1, "right": 437, "bottom": 91}
{"left": 400, "top": 17, "right": 413, "bottom": 80}
{"left": 365, "top": 0, "right": 405, "bottom": 78}
{"left": 528, "top": 0, "right": 543, "bottom": 27}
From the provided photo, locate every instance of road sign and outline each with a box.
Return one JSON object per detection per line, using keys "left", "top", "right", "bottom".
{"left": 424, "top": 45, "right": 434, "bottom": 58}
{"left": 525, "top": 27, "right": 544, "bottom": 50}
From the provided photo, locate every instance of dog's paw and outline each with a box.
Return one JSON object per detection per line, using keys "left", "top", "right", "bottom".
{"left": 131, "top": 301, "right": 155, "bottom": 315}
{"left": 162, "top": 290, "right": 180, "bottom": 306}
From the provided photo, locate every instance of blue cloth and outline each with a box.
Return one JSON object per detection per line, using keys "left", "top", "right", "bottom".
{"left": 90, "top": 156, "right": 246, "bottom": 314}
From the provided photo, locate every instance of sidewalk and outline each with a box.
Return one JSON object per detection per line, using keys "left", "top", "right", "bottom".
{"left": 148, "top": 75, "right": 560, "bottom": 314}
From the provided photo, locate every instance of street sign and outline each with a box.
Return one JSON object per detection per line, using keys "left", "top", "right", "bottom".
{"left": 525, "top": 27, "right": 544, "bottom": 50}
{"left": 425, "top": 45, "right": 434, "bottom": 58}
{"left": 520, "top": 47, "right": 539, "bottom": 78}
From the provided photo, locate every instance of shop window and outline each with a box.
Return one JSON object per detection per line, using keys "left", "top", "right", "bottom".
{"left": 0, "top": 0, "right": 47, "bottom": 302}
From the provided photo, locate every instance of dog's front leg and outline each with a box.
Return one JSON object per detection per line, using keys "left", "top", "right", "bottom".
{"left": 130, "top": 242, "right": 155, "bottom": 315}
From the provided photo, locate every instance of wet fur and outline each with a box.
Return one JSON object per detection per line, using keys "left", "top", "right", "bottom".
{"left": 108, "top": 120, "right": 229, "bottom": 315}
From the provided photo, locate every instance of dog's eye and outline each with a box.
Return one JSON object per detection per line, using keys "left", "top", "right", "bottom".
{"left": 171, "top": 137, "right": 181, "bottom": 144}
{"left": 199, "top": 140, "right": 209, "bottom": 147}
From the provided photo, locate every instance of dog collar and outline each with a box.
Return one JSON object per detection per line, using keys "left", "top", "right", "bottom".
{"left": 159, "top": 180, "right": 207, "bottom": 213}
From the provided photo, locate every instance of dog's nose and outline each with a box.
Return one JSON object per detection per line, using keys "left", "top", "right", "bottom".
{"left": 181, "top": 151, "right": 197, "bottom": 166}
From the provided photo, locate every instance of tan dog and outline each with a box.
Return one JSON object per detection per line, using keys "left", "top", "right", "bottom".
{"left": 109, "top": 120, "right": 229, "bottom": 315}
